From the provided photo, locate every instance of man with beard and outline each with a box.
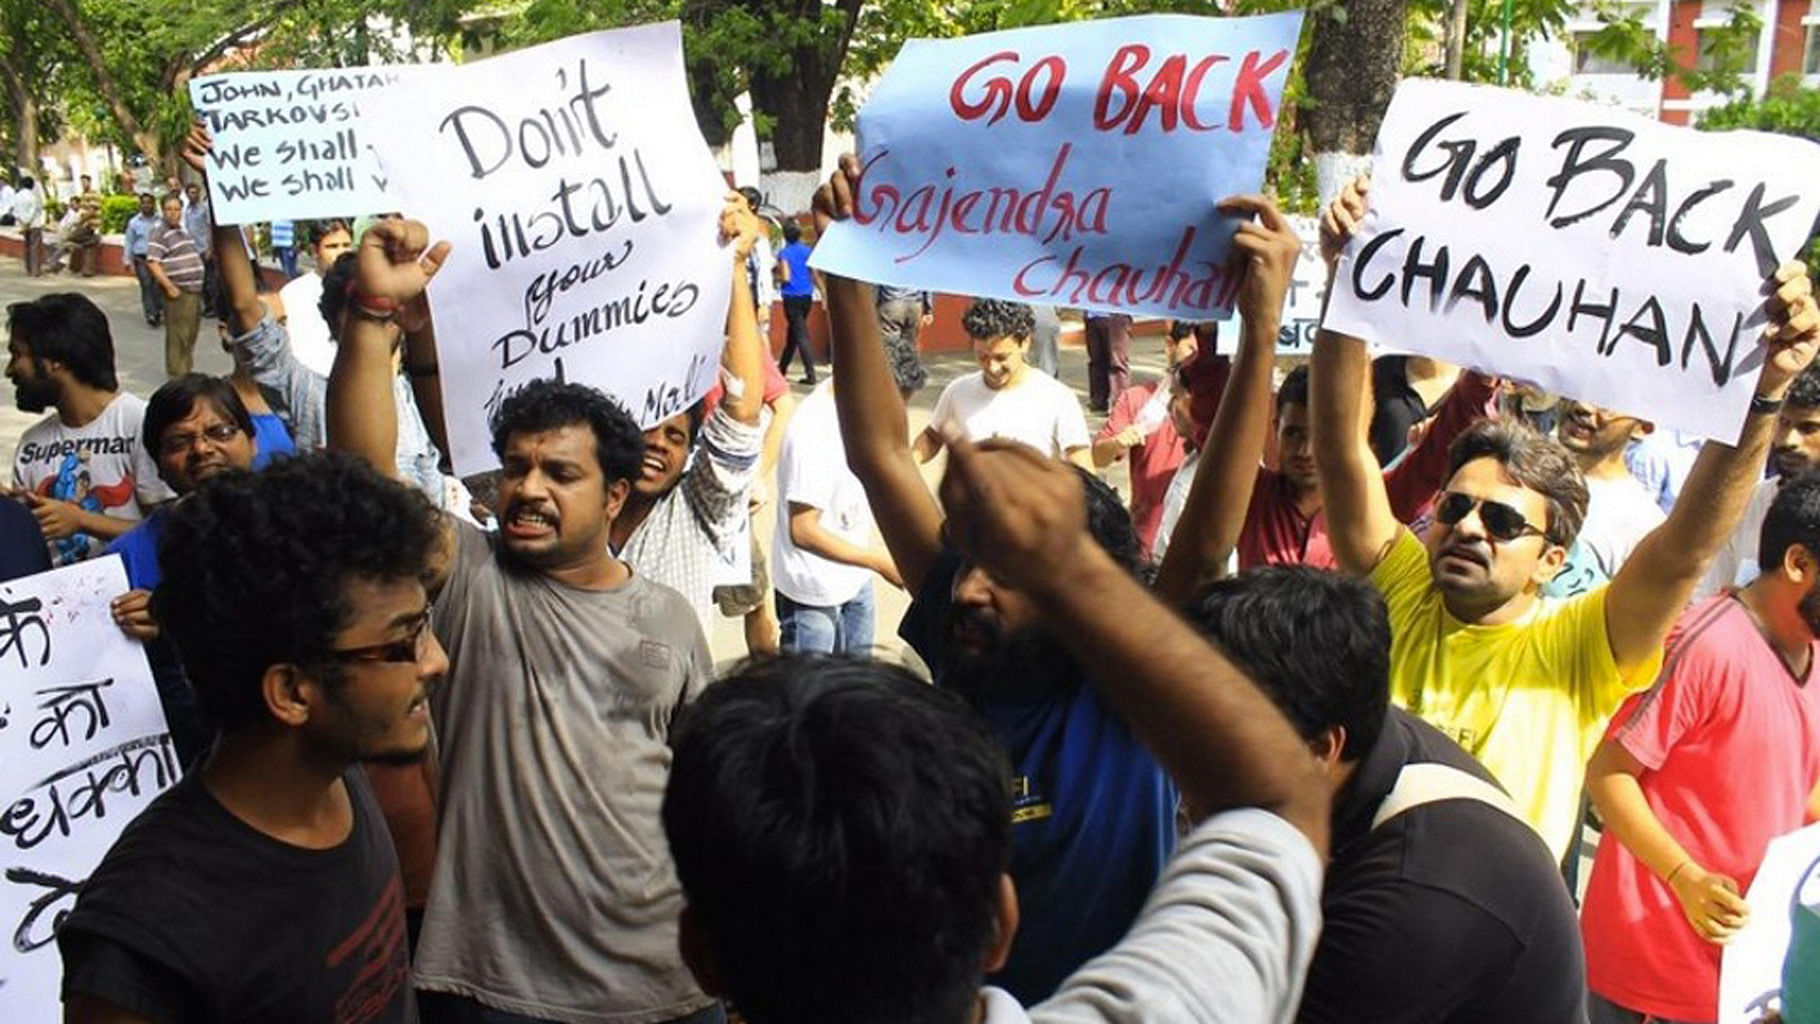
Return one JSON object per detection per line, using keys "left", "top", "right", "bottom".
{"left": 1544, "top": 400, "right": 1665, "bottom": 598}
{"left": 1698, "top": 363, "right": 1820, "bottom": 599}
{"left": 814, "top": 157, "right": 1300, "bottom": 1003}
{"left": 330, "top": 214, "right": 749, "bottom": 1024}
{"left": 1312, "top": 174, "right": 1820, "bottom": 860}
{"left": 58, "top": 451, "right": 443, "bottom": 1024}
{"left": 7, "top": 293, "right": 171, "bottom": 565}
{"left": 1580, "top": 473, "right": 1820, "bottom": 1024}
{"left": 104, "top": 373, "right": 260, "bottom": 764}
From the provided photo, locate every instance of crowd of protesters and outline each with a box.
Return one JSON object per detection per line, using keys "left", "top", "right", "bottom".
{"left": 3, "top": 81, "right": 1820, "bottom": 1024}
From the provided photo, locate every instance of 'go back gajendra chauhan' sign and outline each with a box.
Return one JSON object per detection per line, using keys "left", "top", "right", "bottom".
{"left": 811, "top": 12, "right": 1304, "bottom": 320}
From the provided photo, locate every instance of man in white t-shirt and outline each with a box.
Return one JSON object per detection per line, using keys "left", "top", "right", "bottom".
{"left": 772, "top": 380, "right": 901, "bottom": 654}
{"left": 275, "top": 220, "right": 355, "bottom": 376}
{"left": 915, "top": 299, "right": 1091, "bottom": 469}
{"left": 1543, "top": 399, "right": 1666, "bottom": 598}
{"left": 1695, "top": 364, "right": 1820, "bottom": 599}
{"left": 7, "top": 293, "right": 172, "bottom": 565}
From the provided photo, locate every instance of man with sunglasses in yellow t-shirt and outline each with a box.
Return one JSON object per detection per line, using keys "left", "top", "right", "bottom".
{"left": 1309, "top": 174, "right": 1820, "bottom": 861}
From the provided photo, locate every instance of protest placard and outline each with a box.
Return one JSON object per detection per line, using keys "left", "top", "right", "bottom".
{"left": 1241, "top": 213, "right": 1325, "bottom": 355}
{"left": 1323, "top": 78, "right": 1820, "bottom": 443}
{"left": 188, "top": 66, "right": 434, "bottom": 223}
{"left": 362, "top": 22, "right": 734, "bottom": 475}
{"left": 810, "top": 12, "right": 1303, "bottom": 321}
{"left": 1720, "top": 823, "right": 1820, "bottom": 1024}
{"left": 0, "top": 556, "right": 177, "bottom": 1020}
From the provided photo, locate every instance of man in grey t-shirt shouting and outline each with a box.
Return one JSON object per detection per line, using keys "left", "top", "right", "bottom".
{"left": 328, "top": 208, "right": 763, "bottom": 1023}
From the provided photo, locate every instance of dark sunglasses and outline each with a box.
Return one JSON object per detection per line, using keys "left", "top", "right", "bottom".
{"left": 325, "top": 615, "right": 430, "bottom": 665}
{"left": 1434, "top": 492, "right": 1546, "bottom": 543}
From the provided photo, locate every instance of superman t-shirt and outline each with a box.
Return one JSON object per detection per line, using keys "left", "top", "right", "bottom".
{"left": 10, "top": 393, "right": 171, "bottom": 565}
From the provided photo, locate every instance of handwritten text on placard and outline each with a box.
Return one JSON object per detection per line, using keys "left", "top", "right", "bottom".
{"left": 0, "top": 557, "right": 176, "bottom": 1021}
{"left": 362, "top": 23, "right": 732, "bottom": 475}
{"left": 811, "top": 13, "right": 1304, "bottom": 320}
{"left": 1323, "top": 78, "right": 1820, "bottom": 443}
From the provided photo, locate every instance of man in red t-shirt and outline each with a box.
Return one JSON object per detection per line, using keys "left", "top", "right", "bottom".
{"left": 1091, "top": 321, "right": 1207, "bottom": 556}
{"left": 1579, "top": 473, "right": 1820, "bottom": 1024}
{"left": 1153, "top": 317, "right": 1495, "bottom": 603}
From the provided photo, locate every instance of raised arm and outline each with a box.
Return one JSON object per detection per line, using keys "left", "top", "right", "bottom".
{"left": 940, "top": 435, "right": 1329, "bottom": 850}
{"left": 1605, "top": 262, "right": 1820, "bottom": 674}
{"left": 1311, "top": 176, "right": 1401, "bottom": 574}
{"left": 719, "top": 196, "right": 766, "bottom": 427}
{"left": 813, "top": 157, "right": 944, "bottom": 594}
{"left": 1153, "top": 194, "right": 1299, "bottom": 605}
{"left": 324, "top": 219, "right": 458, "bottom": 593}
{"left": 181, "top": 124, "right": 264, "bottom": 336}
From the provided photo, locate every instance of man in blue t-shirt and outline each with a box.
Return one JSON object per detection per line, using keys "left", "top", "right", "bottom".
{"left": 106, "top": 374, "right": 258, "bottom": 764}
{"left": 776, "top": 221, "right": 818, "bottom": 385}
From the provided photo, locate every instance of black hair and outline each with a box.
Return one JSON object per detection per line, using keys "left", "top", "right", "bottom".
{"left": 1184, "top": 566, "right": 1391, "bottom": 761}
{"left": 317, "top": 250, "right": 357, "bottom": 339}
{"left": 308, "top": 219, "right": 352, "bottom": 250}
{"left": 489, "top": 378, "right": 645, "bottom": 483}
{"left": 737, "top": 186, "right": 762, "bottom": 209}
{"left": 782, "top": 220, "right": 801, "bottom": 243}
{"left": 7, "top": 293, "right": 118, "bottom": 391}
{"left": 960, "top": 299, "right": 1034, "bottom": 343}
{"left": 1446, "top": 419, "right": 1587, "bottom": 549}
{"left": 152, "top": 452, "right": 440, "bottom": 733}
{"left": 143, "top": 374, "right": 254, "bottom": 456}
{"left": 1276, "top": 364, "right": 1309, "bottom": 415}
{"left": 1759, "top": 471, "right": 1820, "bottom": 573}
{"left": 663, "top": 654, "right": 1011, "bottom": 1024}
{"left": 1078, "top": 465, "right": 1146, "bottom": 578}
{"left": 1787, "top": 364, "right": 1820, "bottom": 411}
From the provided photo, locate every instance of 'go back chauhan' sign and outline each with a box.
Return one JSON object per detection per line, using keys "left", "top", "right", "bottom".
{"left": 188, "top": 66, "right": 433, "bottom": 224}
{"left": 362, "top": 23, "right": 734, "bottom": 475}
{"left": 810, "top": 12, "right": 1304, "bottom": 320}
{"left": 1323, "top": 78, "right": 1820, "bottom": 443}
{"left": 0, "top": 557, "right": 176, "bottom": 1021}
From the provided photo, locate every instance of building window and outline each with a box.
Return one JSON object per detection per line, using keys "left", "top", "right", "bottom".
{"left": 1693, "top": 24, "right": 1761, "bottom": 73}
{"left": 1806, "top": 23, "right": 1820, "bottom": 75}
{"left": 1573, "top": 31, "right": 1644, "bottom": 73}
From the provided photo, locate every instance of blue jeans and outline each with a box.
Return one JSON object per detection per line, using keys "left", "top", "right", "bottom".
{"left": 777, "top": 584, "right": 875, "bottom": 654}
{"left": 1587, "top": 992, "right": 1709, "bottom": 1024}
{"left": 275, "top": 245, "right": 298, "bottom": 279}
{"left": 418, "top": 993, "right": 725, "bottom": 1024}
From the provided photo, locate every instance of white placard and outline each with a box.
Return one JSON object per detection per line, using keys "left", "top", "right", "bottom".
{"left": 0, "top": 556, "right": 178, "bottom": 1020}
{"left": 188, "top": 67, "right": 435, "bottom": 223}
{"left": 1323, "top": 78, "right": 1820, "bottom": 443}
{"left": 1720, "top": 823, "right": 1820, "bottom": 1024}
{"left": 363, "top": 23, "right": 733, "bottom": 476}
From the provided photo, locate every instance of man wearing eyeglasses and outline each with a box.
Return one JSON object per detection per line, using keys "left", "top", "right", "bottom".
{"left": 1311, "top": 174, "right": 1820, "bottom": 861}
{"left": 99, "top": 373, "right": 259, "bottom": 766}
{"left": 59, "top": 451, "right": 444, "bottom": 1024}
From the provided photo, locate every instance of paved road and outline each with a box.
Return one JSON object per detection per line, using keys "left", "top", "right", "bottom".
{"left": 0, "top": 256, "right": 1162, "bottom": 664}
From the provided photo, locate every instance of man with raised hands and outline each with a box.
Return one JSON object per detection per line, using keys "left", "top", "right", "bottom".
{"left": 327, "top": 206, "right": 762, "bottom": 1024}
{"left": 1310, "top": 174, "right": 1820, "bottom": 860}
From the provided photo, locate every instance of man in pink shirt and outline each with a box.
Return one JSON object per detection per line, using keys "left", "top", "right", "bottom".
{"left": 1090, "top": 321, "right": 1209, "bottom": 555}
{"left": 1580, "top": 473, "right": 1820, "bottom": 1024}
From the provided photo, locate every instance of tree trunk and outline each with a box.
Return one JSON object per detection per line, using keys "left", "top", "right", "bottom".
{"left": 0, "top": 51, "right": 36, "bottom": 173}
{"left": 44, "top": 0, "right": 162, "bottom": 166}
{"left": 748, "top": 0, "right": 863, "bottom": 173}
{"left": 1303, "top": 0, "right": 1408, "bottom": 202}
{"left": 1444, "top": 0, "right": 1470, "bottom": 78}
